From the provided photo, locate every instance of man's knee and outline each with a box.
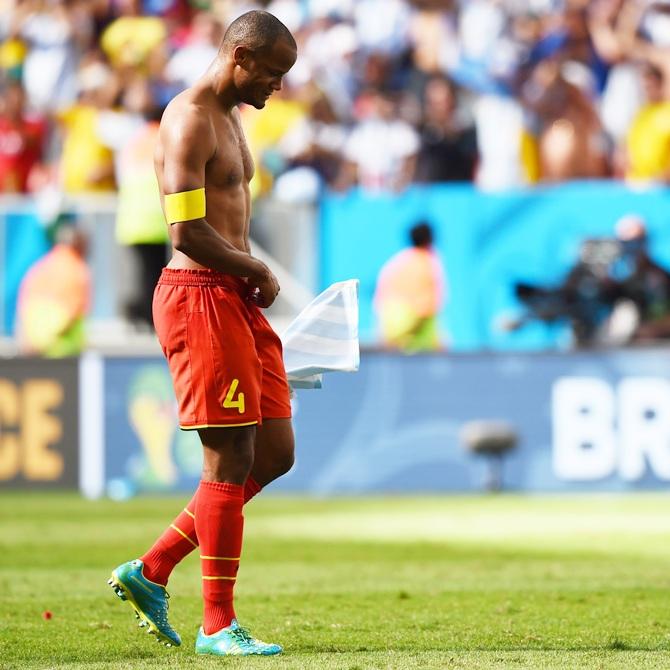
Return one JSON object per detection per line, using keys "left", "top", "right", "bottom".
{"left": 253, "top": 419, "right": 295, "bottom": 485}
{"left": 275, "top": 440, "right": 295, "bottom": 477}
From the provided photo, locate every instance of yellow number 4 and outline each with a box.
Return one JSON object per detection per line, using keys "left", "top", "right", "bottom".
{"left": 223, "top": 378, "right": 245, "bottom": 414}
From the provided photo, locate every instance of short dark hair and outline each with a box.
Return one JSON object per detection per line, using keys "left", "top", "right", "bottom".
{"left": 642, "top": 62, "right": 664, "bottom": 83}
{"left": 221, "top": 10, "right": 296, "bottom": 54}
{"left": 410, "top": 222, "right": 434, "bottom": 248}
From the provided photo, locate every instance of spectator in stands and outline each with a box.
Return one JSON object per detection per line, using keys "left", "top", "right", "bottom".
{"left": 533, "top": 3, "right": 611, "bottom": 94}
{"left": 414, "top": 75, "right": 478, "bottom": 183}
{"left": 406, "top": 1, "right": 458, "bottom": 96}
{"left": 16, "top": 222, "right": 91, "bottom": 357}
{"left": 594, "top": 0, "right": 645, "bottom": 155}
{"left": 143, "top": 0, "right": 193, "bottom": 21}
{"left": 164, "top": 11, "right": 222, "bottom": 89}
{"left": 9, "top": 0, "right": 92, "bottom": 112}
{"left": 609, "top": 0, "right": 670, "bottom": 182}
{"left": 352, "top": 0, "right": 410, "bottom": 56}
{"left": 336, "top": 88, "right": 419, "bottom": 193}
{"left": 242, "top": 81, "right": 307, "bottom": 198}
{"left": 0, "top": 79, "right": 45, "bottom": 192}
{"left": 299, "top": 15, "right": 358, "bottom": 117}
{"left": 0, "top": 32, "right": 27, "bottom": 82}
{"left": 274, "top": 89, "right": 346, "bottom": 201}
{"left": 374, "top": 221, "right": 446, "bottom": 352}
{"left": 0, "top": 0, "right": 668, "bottom": 198}
{"left": 98, "top": 76, "right": 168, "bottom": 329}
{"left": 4, "top": 0, "right": 668, "bottom": 198}
{"left": 522, "top": 56, "right": 609, "bottom": 181}
{"left": 624, "top": 63, "right": 670, "bottom": 185}
{"left": 57, "top": 59, "right": 118, "bottom": 192}
{"left": 100, "top": 0, "right": 166, "bottom": 71}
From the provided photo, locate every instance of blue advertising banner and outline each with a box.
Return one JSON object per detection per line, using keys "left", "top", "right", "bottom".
{"left": 103, "top": 358, "right": 202, "bottom": 497}
{"left": 1, "top": 210, "right": 49, "bottom": 335}
{"left": 103, "top": 349, "right": 670, "bottom": 496}
{"left": 320, "top": 182, "right": 670, "bottom": 350}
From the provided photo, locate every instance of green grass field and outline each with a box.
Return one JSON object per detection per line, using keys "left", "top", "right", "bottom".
{"left": 2, "top": 493, "right": 670, "bottom": 670}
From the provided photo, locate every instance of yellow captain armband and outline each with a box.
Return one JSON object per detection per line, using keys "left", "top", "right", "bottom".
{"left": 164, "top": 188, "right": 206, "bottom": 224}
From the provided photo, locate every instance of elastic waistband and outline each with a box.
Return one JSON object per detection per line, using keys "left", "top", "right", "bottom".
{"left": 158, "top": 268, "right": 247, "bottom": 294}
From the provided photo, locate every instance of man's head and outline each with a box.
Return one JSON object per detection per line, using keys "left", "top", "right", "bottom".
{"left": 1, "top": 80, "right": 26, "bottom": 120}
{"left": 118, "top": 0, "right": 142, "bottom": 16}
{"left": 221, "top": 10, "right": 297, "bottom": 109}
{"left": 410, "top": 222, "right": 434, "bottom": 249}
{"left": 424, "top": 76, "right": 456, "bottom": 123}
{"left": 55, "top": 223, "right": 88, "bottom": 258}
{"left": 640, "top": 62, "right": 665, "bottom": 104}
{"left": 192, "top": 12, "right": 223, "bottom": 47}
{"left": 615, "top": 214, "right": 648, "bottom": 258}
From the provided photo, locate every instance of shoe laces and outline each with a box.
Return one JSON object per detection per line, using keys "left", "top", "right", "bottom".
{"left": 231, "top": 625, "right": 253, "bottom": 645}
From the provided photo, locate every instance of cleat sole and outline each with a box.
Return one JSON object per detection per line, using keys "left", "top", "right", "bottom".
{"left": 107, "top": 572, "right": 177, "bottom": 647}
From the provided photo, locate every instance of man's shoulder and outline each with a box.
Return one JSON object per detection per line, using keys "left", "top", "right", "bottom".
{"left": 162, "top": 90, "right": 215, "bottom": 135}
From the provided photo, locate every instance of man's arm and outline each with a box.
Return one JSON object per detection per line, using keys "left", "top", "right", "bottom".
{"left": 160, "top": 105, "right": 279, "bottom": 306}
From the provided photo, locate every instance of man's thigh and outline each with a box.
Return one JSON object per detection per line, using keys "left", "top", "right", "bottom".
{"left": 155, "top": 277, "right": 263, "bottom": 429}
{"left": 248, "top": 306, "right": 292, "bottom": 421}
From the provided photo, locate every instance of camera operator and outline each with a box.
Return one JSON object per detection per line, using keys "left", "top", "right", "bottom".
{"left": 507, "top": 215, "right": 670, "bottom": 348}
{"left": 612, "top": 215, "right": 670, "bottom": 342}
{"left": 509, "top": 237, "right": 621, "bottom": 347}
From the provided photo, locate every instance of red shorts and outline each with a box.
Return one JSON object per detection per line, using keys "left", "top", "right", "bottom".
{"left": 153, "top": 268, "right": 292, "bottom": 430}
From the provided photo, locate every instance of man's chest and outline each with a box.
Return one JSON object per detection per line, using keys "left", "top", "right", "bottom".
{"left": 206, "top": 119, "right": 255, "bottom": 187}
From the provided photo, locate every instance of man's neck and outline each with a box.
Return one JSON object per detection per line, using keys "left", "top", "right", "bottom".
{"left": 202, "top": 63, "right": 239, "bottom": 112}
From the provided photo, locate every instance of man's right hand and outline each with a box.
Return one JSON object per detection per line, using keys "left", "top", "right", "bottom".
{"left": 249, "top": 264, "right": 280, "bottom": 308}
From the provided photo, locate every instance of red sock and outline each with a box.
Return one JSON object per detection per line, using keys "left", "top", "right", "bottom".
{"left": 140, "top": 491, "right": 199, "bottom": 586}
{"left": 196, "top": 480, "right": 245, "bottom": 635}
{"left": 140, "top": 477, "right": 263, "bottom": 587}
{"left": 244, "top": 475, "right": 262, "bottom": 503}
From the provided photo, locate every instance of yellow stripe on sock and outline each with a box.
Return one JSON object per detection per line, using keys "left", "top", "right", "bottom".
{"left": 202, "top": 575, "right": 236, "bottom": 581}
{"left": 170, "top": 524, "right": 198, "bottom": 548}
{"left": 183, "top": 508, "right": 195, "bottom": 519}
{"left": 200, "top": 555, "right": 240, "bottom": 561}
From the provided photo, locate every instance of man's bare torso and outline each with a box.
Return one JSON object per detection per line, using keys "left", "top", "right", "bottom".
{"left": 155, "top": 88, "right": 255, "bottom": 270}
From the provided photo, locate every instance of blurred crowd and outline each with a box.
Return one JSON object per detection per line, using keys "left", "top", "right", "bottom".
{"left": 0, "top": 0, "right": 669, "bottom": 202}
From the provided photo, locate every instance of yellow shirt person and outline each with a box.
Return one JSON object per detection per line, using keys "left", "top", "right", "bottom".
{"left": 101, "top": 16, "right": 166, "bottom": 70}
{"left": 626, "top": 101, "right": 670, "bottom": 183}
{"left": 59, "top": 105, "right": 115, "bottom": 193}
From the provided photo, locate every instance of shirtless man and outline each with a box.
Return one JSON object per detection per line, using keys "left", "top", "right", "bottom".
{"left": 108, "top": 11, "right": 297, "bottom": 657}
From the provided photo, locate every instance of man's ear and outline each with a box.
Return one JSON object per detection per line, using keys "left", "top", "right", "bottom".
{"left": 233, "top": 45, "right": 253, "bottom": 68}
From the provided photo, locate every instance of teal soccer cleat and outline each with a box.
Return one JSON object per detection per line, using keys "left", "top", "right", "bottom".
{"left": 107, "top": 559, "right": 181, "bottom": 647}
{"left": 195, "top": 619, "right": 282, "bottom": 656}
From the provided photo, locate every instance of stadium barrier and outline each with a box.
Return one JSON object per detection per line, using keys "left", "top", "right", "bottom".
{"left": 3, "top": 348, "right": 670, "bottom": 495}
{"left": 5, "top": 183, "right": 670, "bottom": 350}
{"left": 320, "top": 181, "right": 670, "bottom": 349}
{"left": 0, "top": 195, "right": 317, "bottom": 337}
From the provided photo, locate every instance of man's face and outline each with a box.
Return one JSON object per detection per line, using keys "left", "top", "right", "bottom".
{"left": 236, "top": 38, "right": 297, "bottom": 109}
{"left": 4, "top": 84, "right": 25, "bottom": 118}
{"left": 641, "top": 66, "right": 664, "bottom": 104}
